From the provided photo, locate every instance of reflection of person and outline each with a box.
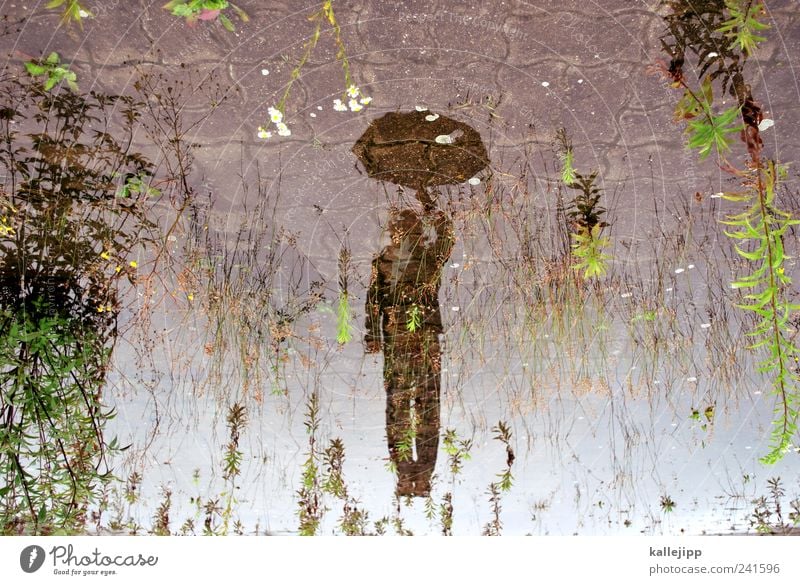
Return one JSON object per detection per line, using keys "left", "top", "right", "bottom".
{"left": 364, "top": 208, "right": 455, "bottom": 497}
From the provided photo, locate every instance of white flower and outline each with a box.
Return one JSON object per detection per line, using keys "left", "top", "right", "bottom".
{"left": 79, "top": 9, "right": 90, "bottom": 18}
{"left": 347, "top": 85, "right": 360, "bottom": 98}
{"left": 257, "top": 127, "right": 272, "bottom": 139}
{"left": 360, "top": 96, "right": 372, "bottom": 105}
{"left": 415, "top": 105, "right": 428, "bottom": 112}
{"left": 348, "top": 99, "right": 363, "bottom": 112}
{"left": 268, "top": 107, "right": 283, "bottom": 123}
{"left": 276, "top": 123, "right": 291, "bottom": 137}
{"left": 261, "top": 68, "right": 269, "bottom": 76}
{"left": 425, "top": 114, "right": 439, "bottom": 122}
{"left": 468, "top": 177, "right": 481, "bottom": 186}
{"left": 541, "top": 81, "right": 550, "bottom": 87}
{"left": 435, "top": 134, "right": 453, "bottom": 144}
{"left": 333, "top": 99, "right": 348, "bottom": 112}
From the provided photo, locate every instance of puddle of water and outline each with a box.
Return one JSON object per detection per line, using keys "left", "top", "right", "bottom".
{"left": 2, "top": 0, "right": 800, "bottom": 536}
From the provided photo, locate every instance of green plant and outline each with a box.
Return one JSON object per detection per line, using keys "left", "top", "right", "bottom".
{"left": 406, "top": 304, "right": 422, "bottom": 332}
{"left": 556, "top": 129, "right": 612, "bottom": 279}
{"left": 0, "top": 72, "right": 157, "bottom": 534}
{"left": 320, "top": 438, "right": 369, "bottom": 535}
{"left": 45, "top": 0, "right": 91, "bottom": 27}
{"left": 750, "top": 477, "right": 800, "bottom": 535}
{"left": 657, "top": 0, "right": 800, "bottom": 463}
{"left": 718, "top": 0, "right": 770, "bottom": 55}
{"left": 676, "top": 78, "right": 743, "bottom": 159}
{"left": 163, "top": 0, "right": 248, "bottom": 32}
{"left": 482, "top": 422, "right": 515, "bottom": 536}
{"left": 25, "top": 52, "right": 77, "bottom": 92}
{"left": 565, "top": 173, "right": 611, "bottom": 279}
{"left": 297, "top": 393, "right": 323, "bottom": 535}
{"left": 442, "top": 429, "right": 472, "bottom": 478}
{"left": 220, "top": 403, "right": 246, "bottom": 534}
{"left": 660, "top": 494, "right": 676, "bottom": 513}
{"left": 336, "top": 246, "right": 354, "bottom": 344}
{"left": 117, "top": 173, "right": 161, "bottom": 199}
{"left": 556, "top": 127, "right": 577, "bottom": 185}
{"left": 0, "top": 303, "right": 120, "bottom": 534}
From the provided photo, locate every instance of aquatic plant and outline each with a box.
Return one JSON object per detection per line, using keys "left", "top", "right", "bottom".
{"left": 259, "top": 0, "right": 371, "bottom": 140}
{"left": 163, "top": 0, "right": 248, "bottom": 31}
{"left": 656, "top": 0, "right": 800, "bottom": 463}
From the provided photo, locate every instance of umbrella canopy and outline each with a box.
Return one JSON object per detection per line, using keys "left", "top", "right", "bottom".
{"left": 352, "top": 110, "right": 489, "bottom": 192}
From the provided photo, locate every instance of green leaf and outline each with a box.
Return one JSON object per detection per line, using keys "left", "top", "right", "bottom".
{"left": 25, "top": 62, "right": 46, "bottom": 76}
{"left": 219, "top": 13, "right": 235, "bottom": 32}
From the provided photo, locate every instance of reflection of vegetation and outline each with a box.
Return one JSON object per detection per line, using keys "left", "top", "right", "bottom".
{"left": 261, "top": 0, "right": 370, "bottom": 138}
{"left": 297, "top": 393, "right": 323, "bottom": 535}
{"left": 220, "top": 403, "right": 246, "bottom": 534}
{"left": 557, "top": 129, "right": 611, "bottom": 279}
{"left": 750, "top": 478, "right": 800, "bottom": 535}
{"left": 482, "top": 421, "right": 514, "bottom": 536}
{"left": 0, "top": 72, "right": 156, "bottom": 533}
{"left": 336, "top": 246, "right": 354, "bottom": 344}
{"left": 660, "top": 494, "right": 676, "bottom": 514}
{"left": 657, "top": 0, "right": 800, "bottom": 463}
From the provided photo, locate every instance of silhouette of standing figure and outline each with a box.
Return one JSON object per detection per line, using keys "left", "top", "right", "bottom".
{"left": 364, "top": 207, "right": 455, "bottom": 497}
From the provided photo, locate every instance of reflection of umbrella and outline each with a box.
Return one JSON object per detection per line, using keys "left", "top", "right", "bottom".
{"left": 352, "top": 110, "right": 488, "bottom": 205}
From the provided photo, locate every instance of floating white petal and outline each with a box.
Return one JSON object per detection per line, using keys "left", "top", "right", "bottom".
{"left": 425, "top": 114, "right": 439, "bottom": 122}
{"left": 468, "top": 177, "right": 481, "bottom": 185}
{"left": 758, "top": 118, "right": 775, "bottom": 132}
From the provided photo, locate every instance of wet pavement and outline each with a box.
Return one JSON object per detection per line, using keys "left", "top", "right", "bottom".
{"left": 2, "top": 0, "right": 800, "bottom": 534}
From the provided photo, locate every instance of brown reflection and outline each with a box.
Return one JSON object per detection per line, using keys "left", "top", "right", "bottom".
{"left": 364, "top": 208, "right": 455, "bottom": 497}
